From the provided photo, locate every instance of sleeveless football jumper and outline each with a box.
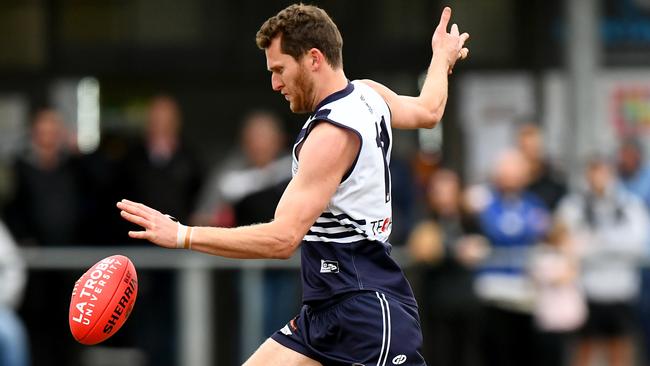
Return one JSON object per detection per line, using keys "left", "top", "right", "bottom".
{"left": 272, "top": 81, "right": 426, "bottom": 366}
{"left": 293, "top": 81, "right": 416, "bottom": 306}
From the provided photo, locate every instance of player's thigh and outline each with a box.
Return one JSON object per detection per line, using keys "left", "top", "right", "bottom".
{"left": 243, "top": 338, "right": 322, "bottom": 366}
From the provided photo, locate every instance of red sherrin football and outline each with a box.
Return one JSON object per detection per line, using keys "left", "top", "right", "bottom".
{"left": 69, "top": 255, "right": 138, "bottom": 345}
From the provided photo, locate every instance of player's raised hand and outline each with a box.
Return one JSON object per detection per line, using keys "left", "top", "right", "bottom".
{"left": 116, "top": 199, "right": 178, "bottom": 248}
{"left": 432, "top": 7, "right": 470, "bottom": 74}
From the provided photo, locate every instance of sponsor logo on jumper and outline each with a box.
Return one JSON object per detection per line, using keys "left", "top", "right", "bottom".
{"left": 320, "top": 260, "right": 339, "bottom": 273}
{"left": 392, "top": 355, "right": 407, "bottom": 365}
{"left": 370, "top": 217, "right": 391, "bottom": 235}
{"left": 360, "top": 94, "right": 374, "bottom": 114}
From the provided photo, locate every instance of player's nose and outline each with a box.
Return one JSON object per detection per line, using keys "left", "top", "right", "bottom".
{"left": 271, "top": 73, "right": 283, "bottom": 92}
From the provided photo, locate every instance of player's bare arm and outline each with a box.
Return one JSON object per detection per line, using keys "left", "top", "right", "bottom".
{"left": 362, "top": 7, "right": 469, "bottom": 130}
{"left": 116, "top": 122, "right": 359, "bottom": 259}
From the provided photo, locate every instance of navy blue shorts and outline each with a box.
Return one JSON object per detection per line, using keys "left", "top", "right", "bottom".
{"left": 271, "top": 291, "right": 426, "bottom": 366}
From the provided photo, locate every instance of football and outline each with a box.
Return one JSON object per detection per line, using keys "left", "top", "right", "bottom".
{"left": 69, "top": 255, "right": 138, "bottom": 345}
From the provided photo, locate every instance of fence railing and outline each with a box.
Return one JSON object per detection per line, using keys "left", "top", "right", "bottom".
{"left": 21, "top": 246, "right": 410, "bottom": 365}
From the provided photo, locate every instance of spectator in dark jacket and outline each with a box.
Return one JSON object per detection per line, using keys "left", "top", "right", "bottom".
{"left": 121, "top": 95, "right": 203, "bottom": 365}
{"left": 407, "top": 168, "right": 486, "bottom": 366}
{"left": 517, "top": 123, "right": 567, "bottom": 212}
{"left": 5, "top": 109, "right": 82, "bottom": 246}
{"left": 123, "top": 95, "right": 202, "bottom": 223}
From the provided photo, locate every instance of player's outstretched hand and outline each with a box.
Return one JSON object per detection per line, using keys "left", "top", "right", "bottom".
{"left": 432, "top": 7, "right": 469, "bottom": 74}
{"left": 116, "top": 199, "right": 177, "bottom": 248}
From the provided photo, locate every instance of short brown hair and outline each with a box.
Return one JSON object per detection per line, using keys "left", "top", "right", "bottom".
{"left": 256, "top": 4, "right": 343, "bottom": 69}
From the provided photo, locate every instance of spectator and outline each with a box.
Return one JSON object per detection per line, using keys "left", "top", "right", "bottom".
{"left": 406, "top": 168, "right": 486, "bottom": 366}
{"left": 3, "top": 109, "right": 85, "bottom": 366}
{"left": 193, "top": 110, "right": 291, "bottom": 227}
{"left": 4, "top": 109, "right": 82, "bottom": 245}
{"left": 530, "top": 220, "right": 586, "bottom": 366}
{"left": 517, "top": 122, "right": 567, "bottom": 212}
{"left": 0, "top": 220, "right": 29, "bottom": 366}
{"left": 122, "top": 95, "right": 202, "bottom": 223}
{"left": 120, "top": 95, "right": 203, "bottom": 365}
{"left": 617, "top": 139, "right": 650, "bottom": 207}
{"left": 616, "top": 139, "right": 650, "bottom": 365}
{"left": 196, "top": 111, "right": 298, "bottom": 340}
{"left": 469, "top": 149, "right": 550, "bottom": 366}
{"left": 558, "top": 156, "right": 649, "bottom": 366}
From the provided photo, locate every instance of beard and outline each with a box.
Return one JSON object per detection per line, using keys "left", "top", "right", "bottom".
{"left": 289, "top": 64, "right": 316, "bottom": 113}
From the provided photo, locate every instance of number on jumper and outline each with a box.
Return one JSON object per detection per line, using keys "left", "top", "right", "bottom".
{"left": 375, "top": 116, "right": 391, "bottom": 203}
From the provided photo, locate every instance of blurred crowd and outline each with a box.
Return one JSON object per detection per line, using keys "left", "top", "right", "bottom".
{"left": 0, "top": 96, "right": 299, "bottom": 366}
{"left": 1, "top": 96, "right": 650, "bottom": 366}
{"left": 407, "top": 125, "right": 650, "bottom": 366}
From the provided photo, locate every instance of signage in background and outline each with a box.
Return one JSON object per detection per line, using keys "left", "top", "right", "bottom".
{"left": 603, "top": 0, "right": 650, "bottom": 65}
{"left": 459, "top": 74, "right": 536, "bottom": 184}
{"left": 612, "top": 86, "right": 650, "bottom": 137}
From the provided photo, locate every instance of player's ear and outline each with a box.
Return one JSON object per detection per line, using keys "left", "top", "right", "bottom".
{"left": 307, "top": 48, "right": 323, "bottom": 70}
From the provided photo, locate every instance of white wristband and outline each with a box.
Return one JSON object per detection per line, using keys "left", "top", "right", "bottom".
{"left": 177, "top": 224, "right": 194, "bottom": 250}
{"left": 176, "top": 223, "right": 188, "bottom": 249}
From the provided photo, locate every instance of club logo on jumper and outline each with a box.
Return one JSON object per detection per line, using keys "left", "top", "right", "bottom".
{"left": 320, "top": 260, "right": 339, "bottom": 273}
{"left": 392, "top": 355, "right": 407, "bottom": 365}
